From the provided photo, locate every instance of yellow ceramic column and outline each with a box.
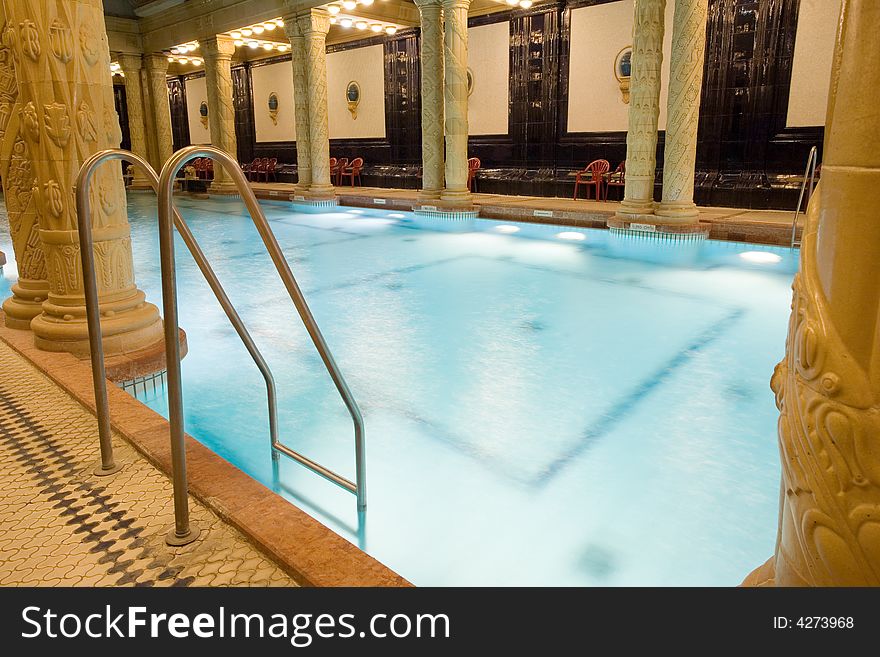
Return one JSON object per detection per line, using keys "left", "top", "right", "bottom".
{"left": 139, "top": 60, "right": 159, "bottom": 169}
{"left": 415, "top": 0, "right": 445, "bottom": 200}
{"left": 617, "top": 0, "right": 666, "bottom": 217}
{"left": 440, "top": 0, "right": 471, "bottom": 205}
{"left": 743, "top": 0, "right": 880, "bottom": 587}
{"left": 0, "top": 6, "right": 49, "bottom": 329}
{"left": 144, "top": 53, "right": 173, "bottom": 167}
{"left": 283, "top": 17, "right": 312, "bottom": 195}
{"left": 655, "top": 0, "right": 708, "bottom": 222}
{"left": 202, "top": 35, "right": 239, "bottom": 194}
{"left": 3, "top": 0, "right": 163, "bottom": 357}
{"left": 297, "top": 10, "right": 334, "bottom": 200}
{"left": 116, "top": 53, "right": 152, "bottom": 188}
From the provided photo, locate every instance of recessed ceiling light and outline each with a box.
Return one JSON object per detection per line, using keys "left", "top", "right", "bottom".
{"left": 248, "top": 40, "right": 259, "bottom": 48}
{"left": 167, "top": 56, "right": 174, "bottom": 62}
{"left": 340, "top": 17, "right": 353, "bottom": 27}
{"left": 230, "top": 31, "right": 242, "bottom": 39}
{"left": 192, "top": 58, "right": 202, "bottom": 65}
{"left": 342, "top": 0, "right": 357, "bottom": 9}
{"left": 278, "top": 44, "right": 289, "bottom": 52}
{"left": 556, "top": 231, "right": 585, "bottom": 241}
{"left": 739, "top": 251, "right": 782, "bottom": 264}
{"left": 356, "top": 21, "right": 367, "bottom": 30}
{"left": 385, "top": 26, "right": 398, "bottom": 34}
{"left": 178, "top": 57, "right": 188, "bottom": 64}
{"left": 274, "top": 18, "right": 284, "bottom": 27}
{"left": 263, "top": 42, "right": 274, "bottom": 50}
{"left": 242, "top": 28, "right": 253, "bottom": 36}
{"left": 234, "top": 39, "right": 244, "bottom": 47}
{"left": 170, "top": 47, "right": 180, "bottom": 54}
{"left": 370, "top": 23, "right": 382, "bottom": 32}
{"left": 519, "top": 0, "right": 533, "bottom": 7}
{"left": 361, "top": 0, "right": 375, "bottom": 5}
{"left": 327, "top": 5, "right": 341, "bottom": 15}
{"left": 263, "top": 22, "right": 275, "bottom": 31}
{"left": 253, "top": 25, "right": 265, "bottom": 34}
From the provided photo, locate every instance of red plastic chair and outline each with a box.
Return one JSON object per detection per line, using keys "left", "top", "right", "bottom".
{"left": 338, "top": 157, "right": 363, "bottom": 187}
{"left": 243, "top": 158, "right": 260, "bottom": 181}
{"left": 334, "top": 157, "right": 349, "bottom": 186}
{"left": 605, "top": 161, "right": 626, "bottom": 201}
{"left": 261, "top": 157, "right": 278, "bottom": 182}
{"left": 573, "top": 159, "right": 610, "bottom": 200}
{"left": 206, "top": 159, "right": 214, "bottom": 180}
{"left": 467, "top": 157, "right": 481, "bottom": 192}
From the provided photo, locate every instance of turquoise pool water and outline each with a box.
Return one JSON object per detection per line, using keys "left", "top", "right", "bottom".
{"left": 0, "top": 195, "right": 799, "bottom": 586}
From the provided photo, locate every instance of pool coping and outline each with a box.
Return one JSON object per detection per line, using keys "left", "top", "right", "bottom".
{"left": 0, "top": 317, "right": 411, "bottom": 588}
{"left": 250, "top": 187, "right": 800, "bottom": 247}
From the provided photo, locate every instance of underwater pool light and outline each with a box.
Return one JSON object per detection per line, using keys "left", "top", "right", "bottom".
{"left": 739, "top": 251, "right": 782, "bottom": 264}
{"left": 495, "top": 225, "right": 520, "bottom": 234}
{"left": 556, "top": 231, "right": 585, "bottom": 241}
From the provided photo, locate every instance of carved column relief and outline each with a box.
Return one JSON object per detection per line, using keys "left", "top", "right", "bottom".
{"left": 0, "top": 6, "right": 49, "bottom": 329}
{"left": 415, "top": 0, "right": 445, "bottom": 200}
{"left": 440, "top": 0, "right": 471, "bottom": 205}
{"left": 144, "top": 54, "right": 173, "bottom": 168}
{"left": 116, "top": 53, "right": 151, "bottom": 187}
{"left": 139, "top": 64, "right": 159, "bottom": 169}
{"left": 202, "top": 35, "right": 238, "bottom": 193}
{"left": 656, "top": 0, "right": 708, "bottom": 221}
{"left": 618, "top": 0, "right": 666, "bottom": 217}
{"left": 2, "top": 0, "right": 163, "bottom": 357}
{"left": 297, "top": 10, "right": 334, "bottom": 199}
{"left": 283, "top": 17, "right": 312, "bottom": 195}
{"left": 743, "top": 0, "right": 880, "bottom": 587}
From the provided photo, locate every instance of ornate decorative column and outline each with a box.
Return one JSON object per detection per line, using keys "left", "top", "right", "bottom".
{"left": 116, "top": 53, "right": 151, "bottom": 188}
{"left": 283, "top": 17, "right": 312, "bottom": 195}
{"left": 440, "top": 0, "right": 471, "bottom": 205}
{"left": 297, "top": 10, "right": 334, "bottom": 199}
{"left": 144, "top": 54, "right": 174, "bottom": 168}
{"left": 139, "top": 64, "right": 159, "bottom": 169}
{"left": 415, "top": 0, "right": 445, "bottom": 200}
{"left": 0, "top": 6, "right": 49, "bottom": 329}
{"left": 3, "top": 0, "right": 163, "bottom": 357}
{"left": 617, "top": 0, "right": 666, "bottom": 217}
{"left": 202, "top": 35, "right": 238, "bottom": 194}
{"left": 656, "top": 0, "right": 708, "bottom": 221}
{"left": 742, "top": 0, "right": 880, "bottom": 587}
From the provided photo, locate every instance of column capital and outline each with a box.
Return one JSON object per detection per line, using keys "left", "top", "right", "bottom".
{"left": 143, "top": 53, "right": 170, "bottom": 75}
{"left": 297, "top": 9, "right": 331, "bottom": 37}
{"left": 414, "top": 0, "right": 443, "bottom": 9}
{"left": 115, "top": 52, "right": 143, "bottom": 73}
{"left": 282, "top": 14, "right": 303, "bottom": 40}
{"left": 202, "top": 35, "right": 237, "bottom": 59}
{"left": 441, "top": 0, "right": 471, "bottom": 9}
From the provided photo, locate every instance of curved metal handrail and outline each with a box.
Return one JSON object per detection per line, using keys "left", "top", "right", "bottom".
{"left": 791, "top": 146, "right": 818, "bottom": 249}
{"left": 158, "top": 146, "right": 366, "bottom": 511}
{"left": 76, "top": 148, "right": 286, "bottom": 543}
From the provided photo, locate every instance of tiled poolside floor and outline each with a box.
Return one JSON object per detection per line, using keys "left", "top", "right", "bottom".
{"left": 0, "top": 341, "right": 296, "bottom": 587}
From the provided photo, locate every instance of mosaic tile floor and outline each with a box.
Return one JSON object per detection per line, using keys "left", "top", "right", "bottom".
{"left": 0, "top": 341, "right": 296, "bottom": 587}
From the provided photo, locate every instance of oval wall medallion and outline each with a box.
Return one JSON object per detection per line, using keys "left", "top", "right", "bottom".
{"left": 346, "top": 81, "right": 360, "bottom": 120}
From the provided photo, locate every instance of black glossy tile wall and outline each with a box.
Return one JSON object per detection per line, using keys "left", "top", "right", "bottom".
{"left": 384, "top": 30, "right": 422, "bottom": 165}
{"left": 167, "top": 77, "right": 190, "bottom": 153}
{"left": 113, "top": 84, "right": 131, "bottom": 152}
{"left": 232, "top": 64, "right": 255, "bottom": 165}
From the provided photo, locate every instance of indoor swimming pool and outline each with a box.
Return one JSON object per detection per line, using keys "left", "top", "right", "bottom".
{"left": 0, "top": 195, "right": 800, "bottom": 586}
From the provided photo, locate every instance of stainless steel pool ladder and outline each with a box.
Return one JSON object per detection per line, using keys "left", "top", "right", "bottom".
{"left": 75, "top": 147, "right": 366, "bottom": 546}
{"left": 790, "top": 145, "right": 818, "bottom": 249}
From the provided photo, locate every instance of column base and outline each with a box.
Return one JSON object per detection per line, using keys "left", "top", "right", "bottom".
{"left": 439, "top": 188, "right": 473, "bottom": 206}
{"left": 418, "top": 188, "right": 443, "bottom": 201}
{"left": 616, "top": 199, "right": 656, "bottom": 217}
{"left": 607, "top": 215, "right": 709, "bottom": 239}
{"left": 655, "top": 200, "right": 699, "bottom": 222}
{"left": 208, "top": 180, "right": 242, "bottom": 196}
{"left": 128, "top": 174, "right": 154, "bottom": 190}
{"left": 104, "top": 327, "right": 189, "bottom": 383}
{"left": 306, "top": 184, "right": 336, "bottom": 201}
{"left": 31, "top": 294, "right": 165, "bottom": 361}
{"left": 3, "top": 279, "right": 50, "bottom": 330}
